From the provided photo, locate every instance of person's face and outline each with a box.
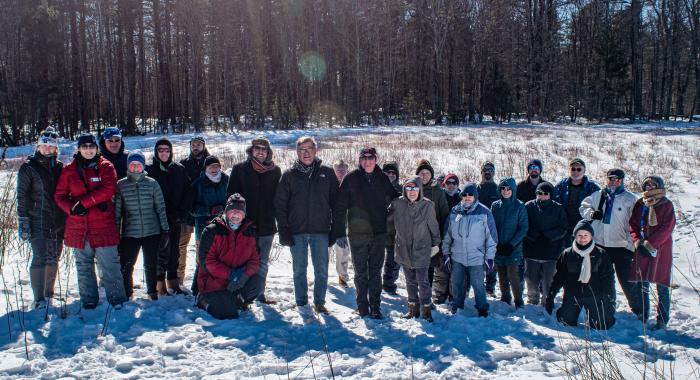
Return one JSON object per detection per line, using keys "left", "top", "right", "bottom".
{"left": 446, "top": 181, "right": 458, "bottom": 193}
{"left": 384, "top": 170, "right": 397, "bottom": 183}
{"left": 528, "top": 164, "right": 541, "bottom": 178}
{"left": 79, "top": 143, "right": 97, "bottom": 160}
{"left": 462, "top": 193, "right": 476, "bottom": 204}
{"left": 482, "top": 167, "right": 494, "bottom": 181}
{"left": 190, "top": 141, "right": 204, "bottom": 156}
{"left": 226, "top": 209, "right": 245, "bottom": 225}
{"left": 404, "top": 183, "right": 419, "bottom": 202}
{"left": 334, "top": 167, "right": 348, "bottom": 182}
{"left": 296, "top": 142, "right": 316, "bottom": 166}
{"left": 643, "top": 181, "right": 658, "bottom": 192}
{"left": 500, "top": 185, "right": 512, "bottom": 199}
{"left": 38, "top": 144, "right": 57, "bottom": 156}
{"left": 105, "top": 136, "right": 121, "bottom": 154}
{"left": 606, "top": 175, "right": 622, "bottom": 191}
{"left": 536, "top": 189, "right": 551, "bottom": 201}
{"left": 252, "top": 144, "right": 268, "bottom": 162}
{"left": 570, "top": 164, "right": 585, "bottom": 181}
{"left": 206, "top": 163, "right": 221, "bottom": 176}
{"left": 575, "top": 230, "right": 593, "bottom": 245}
{"left": 157, "top": 145, "right": 171, "bottom": 162}
{"left": 418, "top": 169, "right": 432, "bottom": 185}
{"left": 360, "top": 155, "right": 376, "bottom": 173}
{"left": 128, "top": 162, "right": 144, "bottom": 173}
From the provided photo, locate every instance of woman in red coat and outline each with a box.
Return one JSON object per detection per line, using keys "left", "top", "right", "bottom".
{"left": 54, "top": 133, "right": 127, "bottom": 309}
{"left": 629, "top": 175, "right": 676, "bottom": 329}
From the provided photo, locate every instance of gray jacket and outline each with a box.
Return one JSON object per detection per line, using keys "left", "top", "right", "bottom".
{"left": 115, "top": 175, "right": 169, "bottom": 238}
{"left": 442, "top": 201, "right": 499, "bottom": 267}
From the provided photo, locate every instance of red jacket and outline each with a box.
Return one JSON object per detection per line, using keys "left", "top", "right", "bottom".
{"left": 54, "top": 155, "right": 120, "bottom": 249}
{"left": 629, "top": 198, "right": 676, "bottom": 286}
{"left": 196, "top": 217, "right": 260, "bottom": 294}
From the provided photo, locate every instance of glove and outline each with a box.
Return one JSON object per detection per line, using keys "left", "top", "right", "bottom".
{"left": 497, "top": 244, "right": 513, "bottom": 256}
{"left": 158, "top": 230, "right": 170, "bottom": 250}
{"left": 442, "top": 255, "right": 452, "bottom": 274}
{"left": 637, "top": 240, "right": 656, "bottom": 258}
{"left": 591, "top": 210, "right": 604, "bottom": 220}
{"left": 484, "top": 259, "right": 495, "bottom": 274}
{"left": 279, "top": 230, "right": 294, "bottom": 247}
{"left": 227, "top": 268, "right": 249, "bottom": 293}
{"left": 431, "top": 246, "right": 440, "bottom": 257}
{"left": 71, "top": 202, "right": 88, "bottom": 216}
{"left": 210, "top": 205, "right": 224, "bottom": 216}
{"left": 97, "top": 202, "right": 108, "bottom": 212}
{"left": 336, "top": 237, "right": 349, "bottom": 249}
{"left": 18, "top": 217, "right": 31, "bottom": 241}
{"left": 545, "top": 297, "right": 554, "bottom": 315}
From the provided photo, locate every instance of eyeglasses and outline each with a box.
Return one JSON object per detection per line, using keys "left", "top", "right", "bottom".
{"left": 570, "top": 167, "right": 583, "bottom": 172}
{"left": 528, "top": 165, "right": 541, "bottom": 170}
{"left": 462, "top": 192, "right": 474, "bottom": 197}
{"left": 607, "top": 176, "right": 620, "bottom": 181}
{"left": 157, "top": 148, "right": 171, "bottom": 153}
{"left": 500, "top": 186, "right": 512, "bottom": 191}
{"left": 107, "top": 137, "right": 121, "bottom": 143}
{"left": 80, "top": 143, "right": 97, "bottom": 149}
{"left": 536, "top": 191, "right": 549, "bottom": 195}
{"left": 404, "top": 186, "right": 419, "bottom": 191}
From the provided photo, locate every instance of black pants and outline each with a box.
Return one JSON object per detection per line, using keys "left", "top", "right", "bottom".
{"left": 120, "top": 235, "right": 160, "bottom": 297}
{"left": 382, "top": 245, "right": 400, "bottom": 292}
{"left": 350, "top": 233, "right": 386, "bottom": 310}
{"left": 158, "top": 221, "right": 182, "bottom": 281}
{"left": 197, "top": 274, "right": 264, "bottom": 319}
{"left": 557, "top": 295, "right": 616, "bottom": 330}
{"left": 497, "top": 264, "right": 522, "bottom": 305}
{"left": 605, "top": 246, "right": 643, "bottom": 315}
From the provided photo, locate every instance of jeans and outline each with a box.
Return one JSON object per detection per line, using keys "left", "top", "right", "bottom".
{"left": 382, "top": 245, "right": 400, "bottom": 292}
{"left": 290, "top": 233, "right": 329, "bottom": 306}
{"left": 197, "top": 274, "right": 264, "bottom": 319}
{"left": 256, "top": 235, "right": 274, "bottom": 301}
{"left": 332, "top": 243, "right": 351, "bottom": 282}
{"left": 641, "top": 282, "right": 671, "bottom": 325}
{"left": 524, "top": 259, "right": 557, "bottom": 304}
{"left": 557, "top": 295, "right": 616, "bottom": 330}
{"left": 74, "top": 241, "right": 127, "bottom": 307}
{"left": 606, "top": 246, "right": 643, "bottom": 315}
{"left": 119, "top": 235, "right": 160, "bottom": 296}
{"left": 404, "top": 267, "right": 431, "bottom": 306}
{"left": 177, "top": 224, "right": 194, "bottom": 284}
{"left": 29, "top": 238, "right": 62, "bottom": 301}
{"left": 349, "top": 233, "right": 386, "bottom": 310}
{"left": 497, "top": 264, "right": 523, "bottom": 305}
{"left": 451, "top": 262, "right": 488, "bottom": 311}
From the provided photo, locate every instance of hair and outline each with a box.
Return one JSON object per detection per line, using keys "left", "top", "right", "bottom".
{"left": 296, "top": 136, "right": 317, "bottom": 149}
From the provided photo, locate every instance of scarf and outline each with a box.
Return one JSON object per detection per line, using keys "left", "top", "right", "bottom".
{"left": 572, "top": 241, "right": 595, "bottom": 283}
{"left": 206, "top": 171, "right": 222, "bottom": 183}
{"left": 251, "top": 157, "right": 277, "bottom": 173}
{"left": 228, "top": 221, "right": 241, "bottom": 231}
{"left": 127, "top": 171, "right": 145, "bottom": 182}
{"left": 293, "top": 158, "right": 317, "bottom": 177}
{"left": 603, "top": 185, "right": 625, "bottom": 224}
{"left": 642, "top": 188, "right": 666, "bottom": 227}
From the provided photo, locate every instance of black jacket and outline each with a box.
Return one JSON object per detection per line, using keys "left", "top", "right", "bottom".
{"left": 548, "top": 245, "right": 615, "bottom": 301}
{"left": 517, "top": 177, "right": 546, "bottom": 204}
{"left": 146, "top": 158, "right": 191, "bottom": 224}
{"left": 339, "top": 166, "right": 399, "bottom": 237}
{"left": 422, "top": 180, "right": 450, "bottom": 235}
{"left": 523, "top": 199, "right": 568, "bottom": 260}
{"left": 99, "top": 138, "right": 128, "bottom": 180}
{"left": 16, "top": 153, "right": 66, "bottom": 238}
{"left": 275, "top": 159, "right": 342, "bottom": 238}
{"left": 478, "top": 181, "right": 499, "bottom": 209}
{"left": 227, "top": 160, "right": 282, "bottom": 236}
{"left": 180, "top": 149, "right": 210, "bottom": 183}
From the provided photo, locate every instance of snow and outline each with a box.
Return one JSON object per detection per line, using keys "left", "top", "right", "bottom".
{"left": 1, "top": 123, "right": 700, "bottom": 379}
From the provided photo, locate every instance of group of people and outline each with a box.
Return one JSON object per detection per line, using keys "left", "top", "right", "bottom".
{"left": 17, "top": 128, "right": 676, "bottom": 330}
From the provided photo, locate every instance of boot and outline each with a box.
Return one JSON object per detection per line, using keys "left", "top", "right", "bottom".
{"left": 167, "top": 279, "right": 185, "bottom": 295}
{"left": 478, "top": 308, "right": 489, "bottom": 318}
{"left": 421, "top": 305, "right": 433, "bottom": 322}
{"left": 148, "top": 293, "right": 158, "bottom": 301}
{"left": 402, "top": 302, "right": 420, "bottom": 319}
{"left": 29, "top": 267, "right": 45, "bottom": 303}
{"left": 43, "top": 264, "right": 58, "bottom": 299}
{"left": 156, "top": 280, "right": 168, "bottom": 296}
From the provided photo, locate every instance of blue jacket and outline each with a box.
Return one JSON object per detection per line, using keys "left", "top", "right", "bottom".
{"left": 490, "top": 177, "right": 529, "bottom": 266}
{"left": 442, "top": 201, "right": 498, "bottom": 267}
{"left": 192, "top": 172, "right": 230, "bottom": 218}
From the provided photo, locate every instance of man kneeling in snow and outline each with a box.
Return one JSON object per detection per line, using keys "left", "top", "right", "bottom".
{"left": 196, "top": 194, "right": 263, "bottom": 319}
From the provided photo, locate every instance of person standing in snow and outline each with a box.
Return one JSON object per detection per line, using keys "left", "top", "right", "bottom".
{"left": 490, "top": 177, "right": 528, "bottom": 308}
{"left": 517, "top": 159, "right": 546, "bottom": 203}
{"left": 442, "top": 174, "right": 462, "bottom": 210}
{"left": 99, "top": 127, "right": 129, "bottom": 180}
{"left": 629, "top": 176, "right": 676, "bottom": 329}
{"left": 523, "top": 182, "right": 567, "bottom": 305}
{"left": 338, "top": 147, "right": 399, "bottom": 319}
{"left": 442, "top": 182, "right": 498, "bottom": 317}
{"left": 196, "top": 194, "right": 263, "bottom": 319}
{"left": 381, "top": 161, "right": 402, "bottom": 294}
{"left": 552, "top": 158, "right": 600, "bottom": 248}
{"left": 54, "top": 133, "right": 127, "bottom": 309}
{"left": 545, "top": 220, "right": 616, "bottom": 330}
{"left": 178, "top": 136, "right": 210, "bottom": 289}
{"left": 579, "top": 168, "right": 642, "bottom": 316}
{"left": 478, "top": 161, "right": 499, "bottom": 297}
{"left": 227, "top": 138, "right": 282, "bottom": 303}
{"left": 274, "top": 136, "right": 343, "bottom": 314}
{"left": 17, "top": 128, "right": 66, "bottom": 309}
{"left": 388, "top": 177, "right": 441, "bottom": 322}
{"left": 115, "top": 152, "right": 170, "bottom": 300}
{"left": 331, "top": 159, "right": 352, "bottom": 288}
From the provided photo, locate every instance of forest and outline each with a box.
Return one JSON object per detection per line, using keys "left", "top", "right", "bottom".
{"left": 1, "top": 0, "right": 699, "bottom": 145}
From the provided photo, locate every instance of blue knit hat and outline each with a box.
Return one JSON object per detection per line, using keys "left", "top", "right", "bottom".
{"left": 127, "top": 152, "right": 146, "bottom": 168}
{"left": 102, "top": 127, "right": 122, "bottom": 141}
{"left": 460, "top": 182, "right": 479, "bottom": 198}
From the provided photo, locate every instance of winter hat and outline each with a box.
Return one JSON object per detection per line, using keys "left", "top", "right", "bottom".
{"left": 77, "top": 133, "right": 97, "bottom": 147}
{"left": 481, "top": 161, "right": 495, "bottom": 172}
{"left": 204, "top": 155, "right": 221, "bottom": 167}
{"left": 246, "top": 137, "right": 274, "bottom": 163}
{"left": 573, "top": 219, "right": 595, "bottom": 237}
{"left": 415, "top": 159, "right": 434, "bottom": 179}
{"left": 642, "top": 175, "right": 665, "bottom": 190}
{"left": 443, "top": 173, "right": 459, "bottom": 186}
{"left": 569, "top": 157, "right": 586, "bottom": 168}
{"left": 37, "top": 128, "right": 59, "bottom": 148}
{"left": 224, "top": 193, "right": 246, "bottom": 214}
{"left": 102, "top": 127, "right": 122, "bottom": 141}
{"left": 127, "top": 152, "right": 146, "bottom": 168}
{"left": 460, "top": 182, "right": 479, "bottom": 198}
{"left": 359, "top": 147, "right": 377, "bottom": 159}
{"left": 606, "top": 168, "right": 625, "bottom": 180}
{"left": 536, "top": 181, "right": 554, "bottom": 194}
{"left": 402, "top": 176, "right": 423, "bottom": 200}
{"left": 382, "top": 161, "right": 399, "bottom": 175}
{"left": 190, "top": 135, "right": 206, "bottom": 145}
{"left": 527, "top": 159, "right": 543, "bottom": 172}
{"left": 154, "top": 137, "right": 173, "bottom": 163}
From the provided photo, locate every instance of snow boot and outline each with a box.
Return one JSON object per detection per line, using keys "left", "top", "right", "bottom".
{"left": 421, "top": 305, "right": 433, "bottom": 323}
{"left": 477, "top": 308, "right": 489, "bottom": 318}
{"left": 44, "top": 264, "right": 58, "bottom": 299}
{"left": 402, "top": 302, "right": 420, "bottom": 319}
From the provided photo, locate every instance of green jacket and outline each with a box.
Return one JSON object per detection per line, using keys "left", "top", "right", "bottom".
{"left": 115, "top": 175, "right": 169, "bottom": 238}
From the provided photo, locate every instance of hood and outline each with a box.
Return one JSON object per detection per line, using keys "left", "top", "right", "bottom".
{"left": 99, "top": 136, "right": 125, "bottom": 157}
{"left": 382, "top": 161, "right": 399, "bottom": 177}
{"left": 498, "top": 177, "right": 517, "bottom": 202}
{"left": 402, "top": 176, "right": 423, "bottom": 201}
{"left": 153, "top": 137, "right": 173, "bottom": 165}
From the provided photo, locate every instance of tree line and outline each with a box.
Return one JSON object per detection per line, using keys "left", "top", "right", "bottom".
{"left": 1, "top": 0, "right": 699, "bottom": 146}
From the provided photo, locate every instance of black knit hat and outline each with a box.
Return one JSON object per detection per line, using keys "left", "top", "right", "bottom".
{"left": 154, "top": 137, "right": 173, "bottom": 164}
{"left": 481, "top": 161, "right": 495, "bottom": 172}
{"left": 204, "top": 155, "right": 221, "bottom": 167}
{"left": 573, "top": 219, "right": 595, "bottom": 237}
{"left": 460, "top": 182, "right": 479, "bottom": 198}
{"left": 527, "top": 159, "right": 543, "bottom": 172}
{"left": 415, "top": 159, "right": 434, "bottom": 179}
{"left": 536, "top": 181, "right": 554, "bottom": 194}
{"left": 359, "top": 147, "right": 377, "bottom": 158}
{"left": 77, "top": 133, "right": 97, "bottom": 147}
{"left": 569, "top": 157, "right": 586, "bottom": 168}
{"left": 225, "top": 193, "right": 246, "bottom": 214}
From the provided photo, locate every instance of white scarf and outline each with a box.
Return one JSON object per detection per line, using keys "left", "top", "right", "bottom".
{"left": 572, "top": 242, "right": 595, "bottom": 284}
{"left": 206, "top": 171, "right": 222, "bottom": 183}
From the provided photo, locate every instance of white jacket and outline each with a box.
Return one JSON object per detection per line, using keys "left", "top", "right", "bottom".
{"left": 580, "top": 188, "right": 638, "bottom": 250}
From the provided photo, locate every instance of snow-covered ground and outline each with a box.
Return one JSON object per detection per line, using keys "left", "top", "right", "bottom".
{"left": 1, "top": 123, "right": 699, "bottom": 379}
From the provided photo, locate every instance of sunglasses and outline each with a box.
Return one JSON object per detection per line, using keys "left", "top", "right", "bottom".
{"left": 107, "top": 137, "right": 121, "bottom": 143}
{"left": 157, "top": 148, "right": 171, "bottom": 153}
{"left": 446, "top": 180, "right": 458, "bottom": 185}
{"left": 404, "top": 186, "right": 419, "bottom": 191}
{"left": 528, "top": 165, "right": 541, "bottom": 170}
{"left": 536, "top": 191, "right": 550, "bottom": 195}
{"left": 462, "top": 192, "right": 474, "bottom": 197}
{"left": 42, "top": 131, "right": 59, "bottom": 139}
{"left": 570, "top": 167, "right": 583, "bottom": 172}
{"left": 500, "top": 186, "right": 511, "bottom": 191}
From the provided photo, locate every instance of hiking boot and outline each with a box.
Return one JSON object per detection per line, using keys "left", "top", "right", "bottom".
{"left": 83, "top": 302, "right": 97, "bottom": 310}
{"left": 148, "top": 293, "right": 158, "bottom": 301}
{"left": 383, "top": 286, "right": 398, "bottom": 296}
{"left": 313, "top": 304, "right": 330, "bottom": 315}
{"left": 514, "top": 299, "right": 524, "bottom": 309}
{"left": 421, "top": 305, "right": 433, "bottom": 323}
{"left": 357, "top": 305, "right": 369, "bottom": 317}
{"left": 167, "top": 279, "right": 185, "bottom": 295}
{"left": 478, "top": 308, "right": 489, "bottom": 318}
{"left": 402, "top": 302, "right": 420, "bottom": 319}
{"left": 370, "top": 306, "right": 383, "bottom": 320}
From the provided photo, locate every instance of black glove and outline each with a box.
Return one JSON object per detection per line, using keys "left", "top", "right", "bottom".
{"left": 97, "top": 202, "right": 108, "bottom": 212}
{"left": 71, "top": 202, "right": 88, "bottom": 216}
{"left": 545, "top": 297, "right": 554, "bottom": 315}
{"left": 336, "top": 237, "right": 349, "bottom": 249}
{"left": 279, "top": 230, "right": 294, "bottom": 247}
{"left": 227, "top": 268, "right": 249, "bottom": 293}
{"left": 18, "top": 217, "right": 31, "bottom": 241}
{"left": 637, "top": 240, "right": 655, "bottom": 258}
{"left": 158, "top": 230, "right": 170, "bottom": 250}
{"left": 591, "top": 210, "right": 604, "bottom": 220}
{"left": 497, "top": 243, "right": 513, "bottom": 256}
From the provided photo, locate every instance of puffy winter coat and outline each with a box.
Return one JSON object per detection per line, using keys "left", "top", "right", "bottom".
{"left": 553, "top": 176, "right": 600, "bottom": 230}
{"left": 629, "top": 198, "right": 676, "bottom": 287}
{"left": 524, "top": 199, "right": 568, "bottom": 261}
{"left": 548, "top": 245, "right": 615, "bottom": 301}
{"left": 478, "top": 181, "right": 499, "bottom": 209}
{"left": 490, "top": 177, "right": 529, "bottom": 266}
{"left": 388, "top": 178, "right": 441, "bottom": 269}
{"left": 339, "top": 165, "right": 398, "bottom": 237}
{"left": 16, "top": 152, "right": 66, "bottom": 239}
{"left": 226, "top": 160, "right": 281, "bottom": 236}
{"left": 580, "top": 188, "right": 637, "bottom": 250}
{"left": 196, "top": 217, "right": 260, "bottom": 294}
{"left": 54, "top": 155, "right": 120, "bottom": 249}
{"left": 422, "top": 180, "right": 450, "bottom": 235}
{"left": 442, "top": 202, "right": 498, "bottom": 267}
{"left": 115, "top": 174, "right": 169, "bottom": 238}
{"left": 192, "top": 172, "right": 229, "bottom": 218}
{"left": 99, "top": 137, "right": 128, "bottom": 180}
{"left": 146, "top": 157, "right": 191, "bottom": 224}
